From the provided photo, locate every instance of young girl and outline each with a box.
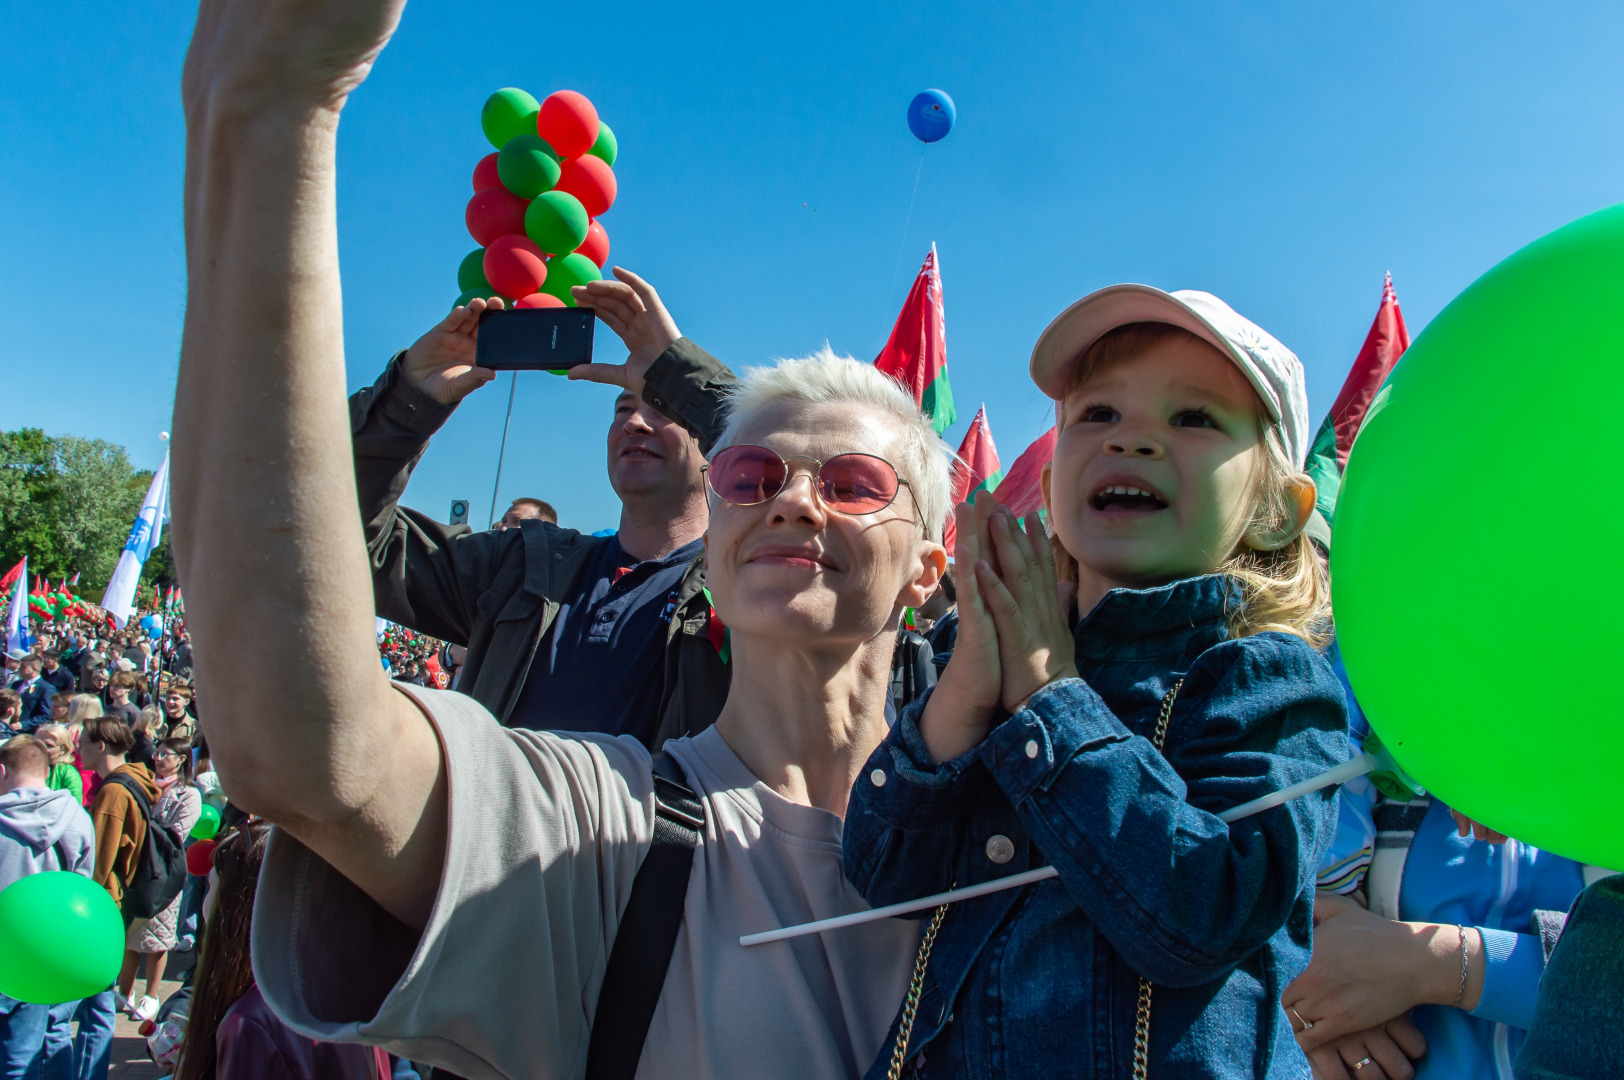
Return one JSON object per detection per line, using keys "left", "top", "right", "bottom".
{"left": 846, "top": 285, "right": 1350, "bottom": 1079}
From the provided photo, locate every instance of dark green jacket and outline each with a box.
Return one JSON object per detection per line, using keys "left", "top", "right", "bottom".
{"left": 349, "top": 337, "right": 738, "bottom": 748}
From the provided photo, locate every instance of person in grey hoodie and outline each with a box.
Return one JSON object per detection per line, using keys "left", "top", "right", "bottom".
{"left": 0, "top": 734, "right": 96, "bottom": 1080}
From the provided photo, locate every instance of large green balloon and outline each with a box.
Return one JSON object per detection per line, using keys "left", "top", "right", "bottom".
{"left": 540, "top": 252, "right": 602, "bottom": 306}
{"left": 587, "top": 121, "right": 618, "bottom": 167}
{"left": 523, "top": 191, "right": 590, "bottom": 256}
{"left": 190, "top": 803, "right": 222, "bottom": 841}
{"left": 481, "top": 88, "right": 540, "bottom": 151}
{"left": 0, "top": 872, "right": 124, "bottom": 1002}
{"left": 497, "top": 134, "right": 561, "bottom": 199}
{"left": 457, "top": 249, "right": 490, "bottom": 293}
{"left": 1333, "top": 203, "right": 1624, "bottom": 869}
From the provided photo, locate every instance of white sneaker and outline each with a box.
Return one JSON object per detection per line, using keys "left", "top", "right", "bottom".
{"left": 132, "top": 996, "right": 159, "bottom": 1022}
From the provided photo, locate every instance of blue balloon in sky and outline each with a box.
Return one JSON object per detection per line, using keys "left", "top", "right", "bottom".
{"left": 907, "top": 89, "right": 956, "bottom": 143}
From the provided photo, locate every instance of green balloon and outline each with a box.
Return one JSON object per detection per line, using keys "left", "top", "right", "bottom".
{"left": 1332, "top": 203, "right": 1624, "bottom": 869}
{"left": 457, "top": 249, "right": 490, "bottom": 293}
{"left": 523, "top": 191, "right": 590, "bottom": 257}
{"left": 497, "top": 134, "right": 562, "bottom": 198}
{"left": 0, "top": 872, "right": 124, "bottom": 1003}
{"left": 454, "top": 284, "right": 504, "bottom": 309}
{"left": 541, "top": 252, "right": 602, "bottom": 306}
{"left": 190, "top": 803, "right": 222, "bottom": 841}
{"left": 481, "top": 88, "right": 540, "bottom": 150}
{"left": 587, "top": 121, "right": 618, "bottom": 167}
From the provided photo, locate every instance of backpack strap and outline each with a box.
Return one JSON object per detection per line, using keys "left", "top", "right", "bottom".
{"left": 103, "top": 772, "right": 154, "bottom": 821}
{"left": 584, "top": 751, "right": 705, "bottom": 1080}
{"left": 1366, "top": 795, "right": 1432, "bottom": 921}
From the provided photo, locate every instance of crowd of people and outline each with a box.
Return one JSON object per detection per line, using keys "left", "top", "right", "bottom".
{"left": 2, "top": 3, "right": 1617, "bottom": 1079}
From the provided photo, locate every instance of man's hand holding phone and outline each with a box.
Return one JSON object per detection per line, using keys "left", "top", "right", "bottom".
{"left": 567, "top": 267, "right": 682, "bottom": 397}
{"left": 402, "top": 296, "right": 504, "bottom": 406}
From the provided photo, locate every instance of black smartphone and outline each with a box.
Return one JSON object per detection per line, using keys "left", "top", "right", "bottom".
{"left": 475, "top": 307, "right": 596, "bottom": 371}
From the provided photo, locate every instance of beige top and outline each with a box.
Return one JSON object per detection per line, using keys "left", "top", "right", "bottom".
{"left": 252, "top": 684, "right": 918, "bottom": 1080}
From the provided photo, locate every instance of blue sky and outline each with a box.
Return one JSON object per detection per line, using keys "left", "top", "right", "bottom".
{"left": 3, "top": 1, "right": 1622, "bottom": 531}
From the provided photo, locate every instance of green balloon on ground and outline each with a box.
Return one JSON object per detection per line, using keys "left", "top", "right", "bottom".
{"left": 191, "top": 803, "right": 222, "bottom": 841}
{"left": 497, "top": 134, "right": 562, "bottom": 198}
{"left": 540, "top": 252, "right": 602, "bottom": 306}
{"left": 523, "top": 191, "right": 590, "bottom": 256}
{"left": 0, "top": 872, "right": 124, "bottom": 1003}
{"left": 481, "top": 88, "right": 540, "bottom": 150}
{"left": 1332, "top": 203, "right": 1624, "bottom": 870}
{"left": 588, "top": 121, "right": 618, "bottom": 167}
{"left": 457, "top": 249, "right": 491, "bottom": 293}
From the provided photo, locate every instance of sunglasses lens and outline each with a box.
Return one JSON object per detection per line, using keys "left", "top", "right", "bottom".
{"left": 818, "top": 454, "right": 899, "bottom": 513}
{"left": 708, "top": 446, "right": 787, "bottom": 505}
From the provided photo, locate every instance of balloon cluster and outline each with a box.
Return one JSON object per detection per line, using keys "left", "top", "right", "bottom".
{"left": 28, "top": 588, "right": 89, "bottom": 622}
{"left": 457, "top": 88, "right": 618, "bottom": 309}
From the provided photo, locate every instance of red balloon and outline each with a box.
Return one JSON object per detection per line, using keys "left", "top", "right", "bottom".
{"left": 515, "top": 292, "right": 567, "bottom": 308}
{"left": 483, "top": 236, "right": 549, "bottom": 298}
{"left": 186, "top": 839, "right": 218, "bottom": 877}
{"left": 472, "top": 153, "right": 501, "bottom": 192}
{"left": 465, "top": 187, "right": 529, "bottom": 247}
{"left": 575, "top": 219, "right": 610, "bottom": 268}
{"left": 555, "top": 156, "right": 617, "bottom": 218}
{"left": 538, "top": 91, "right": 600, "bottom": 159}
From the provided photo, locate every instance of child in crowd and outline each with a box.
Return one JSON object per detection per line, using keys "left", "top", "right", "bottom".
{"left": 846, "top": 286, "right": 1349, "bottom": 1078}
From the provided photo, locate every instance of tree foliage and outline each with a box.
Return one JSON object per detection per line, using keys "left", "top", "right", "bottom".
{"left": 0, "top": 427, "right": 168, "bottom": 598}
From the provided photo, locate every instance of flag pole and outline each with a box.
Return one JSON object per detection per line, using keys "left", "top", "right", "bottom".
{"left": 488, "top": 372, "right": 519, "bottom": 529}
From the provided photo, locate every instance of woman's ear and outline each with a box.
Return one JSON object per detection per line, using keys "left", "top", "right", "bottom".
{"left": 1243, "top": 475, "right": 1317, "bottom": 552}
{"left": 900, "top": 540, "right": 948, "bottom": 611}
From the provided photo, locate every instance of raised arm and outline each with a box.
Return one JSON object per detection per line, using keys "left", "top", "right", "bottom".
{"left": 171, "top": 0, "right": 444, "bottom": 929}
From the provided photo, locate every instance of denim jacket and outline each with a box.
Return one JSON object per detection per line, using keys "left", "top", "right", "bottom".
{"left": 845, "top": 575, "right": 1349, "bottom": 1079}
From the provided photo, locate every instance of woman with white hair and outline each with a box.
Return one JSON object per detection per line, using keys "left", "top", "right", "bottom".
{"left": 174, "top": 5, "right": 954, "bottom": 1068}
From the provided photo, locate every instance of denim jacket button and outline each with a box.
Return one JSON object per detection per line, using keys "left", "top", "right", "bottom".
{"left": 870, "top": 768, "right": 887, "bottom": 787}
{"left": 1024, "top": 739, "right": 1039, "bottom": 759}
{"left": 985, "top": 834, "right": 1015, "bottom": 864}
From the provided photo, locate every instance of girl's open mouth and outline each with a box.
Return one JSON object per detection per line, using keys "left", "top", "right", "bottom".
{"left": 1089, "top": 484, "right": 1169, "bottom": 512}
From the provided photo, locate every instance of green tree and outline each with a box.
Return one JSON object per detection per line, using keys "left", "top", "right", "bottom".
{"left": 0, "top": 428, "right": 152, "bottom": 597}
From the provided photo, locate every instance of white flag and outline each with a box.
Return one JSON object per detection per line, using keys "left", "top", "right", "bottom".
{"left": 102, "top": 451, "right": 170, "bottom": 628}
{"left": 4, "top": 556, "right": 30, "bottom": 655}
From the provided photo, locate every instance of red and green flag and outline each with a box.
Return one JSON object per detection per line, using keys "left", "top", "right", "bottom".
{"left": 994, "top": 427, "right": 1058, "bottom": 522}
{"left": 875, "top": 243, "right": 955, "bottom": 433}
{"left": 1306, "top": 273, "right": 1410, "bottom": 532}
{"left": 943, "top": 405, "right": 1004, "bottom": 550}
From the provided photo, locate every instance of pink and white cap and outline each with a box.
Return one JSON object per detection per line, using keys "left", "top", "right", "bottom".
{"left": 1030, "top": 284, "right": 1311, "bottom": 468}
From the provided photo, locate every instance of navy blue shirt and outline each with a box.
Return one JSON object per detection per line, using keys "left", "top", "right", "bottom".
{"left": 508, "top": 535, "right": 704, "bottom": 743}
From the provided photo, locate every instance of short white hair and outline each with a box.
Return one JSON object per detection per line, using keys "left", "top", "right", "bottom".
{"left": 713, "top": 347, "right": 954, "bottom": 541}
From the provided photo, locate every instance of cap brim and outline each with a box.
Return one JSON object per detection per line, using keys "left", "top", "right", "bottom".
{"left": 1029, "top": 283, "right": 1282, "bottom": 423}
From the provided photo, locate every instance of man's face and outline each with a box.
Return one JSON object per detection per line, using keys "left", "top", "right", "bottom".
{"left": 606, "top": 392, "right": 706, "bottom": 502}
{"left": 163, "top": 692, "right": 188, "bottom": 717}
{"left": 42, "top": 656, "right": 58, "bottom": 672}
{"left": 18, "top": 662, "right": 39, "bottom": 682}
{"left": 2, "top": 658, "right": 16, "bottom": 674}
{"left": 77, "top": 731, "right": 108, "bottom": 776}
{"left": 108, "top": 683, "right": 128, "bottom": 703}
{"left": 498, "top": 504, "right": 541, "bottom": 530}
{"left": 89, "top": 669, "right": 108, "bottom": 691}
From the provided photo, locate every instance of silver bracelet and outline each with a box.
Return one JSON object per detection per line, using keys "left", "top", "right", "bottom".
{"left": 1451, "top": 924, "right": 1471, "bottom": 1008}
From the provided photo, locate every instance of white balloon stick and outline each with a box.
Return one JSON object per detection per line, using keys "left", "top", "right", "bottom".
{"left": 739, "top": 753, "right": 1378, "bottom": 947}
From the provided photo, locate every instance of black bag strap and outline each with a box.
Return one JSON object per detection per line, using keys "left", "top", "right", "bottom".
{"left": 104, "top": 772, "right": 154, "bottom": 821}
{"left": 584, "top": 750, "right": 705, "bottom": 1080}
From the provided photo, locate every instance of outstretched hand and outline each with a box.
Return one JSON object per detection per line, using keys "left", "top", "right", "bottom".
{"left": 568, "top": 267, "right": 682, "bottom": 397}
{"left": 401, "top": 297, "right": 503, "bottom": 406}
{"left": 977, "top": 497, "right": 1079, "bottom": 713}
{"left": 917, "top": 496, "right": 1004, "bottom": 763}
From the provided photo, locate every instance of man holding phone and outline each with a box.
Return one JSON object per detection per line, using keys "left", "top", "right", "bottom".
{"left": 349, "top": 271, "right": 736, "bottom": 748}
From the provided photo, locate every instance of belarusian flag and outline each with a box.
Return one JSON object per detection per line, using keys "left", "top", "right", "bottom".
{"left": 1306, "top": 273, "right": 1410, "bottom": 532}
{"left": 0, "top": 559, "right": 23, "bottom": 598}
{"left": 875, "top": 243, "right": 955, "bottom": 433}
{"left": 995, "top": 427, "right": 1058, "bottom": 522}
{"left": 943, "top": 406, "right": 1004, "bottom": 550}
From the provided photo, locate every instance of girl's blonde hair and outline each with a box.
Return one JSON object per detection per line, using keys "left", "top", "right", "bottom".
{"left": 65, "top": 694, "right": 104, "bottom": 727}
{"left": 1058, "top": 322, "right": 1330, "bottom": 647}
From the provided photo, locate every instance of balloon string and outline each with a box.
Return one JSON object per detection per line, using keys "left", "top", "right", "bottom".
{"left": 488, "top": 371, "right": 519, "bottom": 528}
{"left": 885, "top": 151, "right": 926, "bottom": 316}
